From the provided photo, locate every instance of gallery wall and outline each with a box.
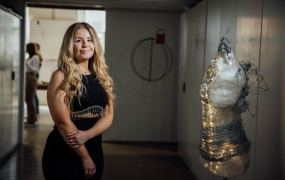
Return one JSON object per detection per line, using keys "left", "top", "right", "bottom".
{"left": 178, "top": 0, "right": 285, "bottom": 179}
{"left": 104, "top": 9, "right": 180, "bottom": 141}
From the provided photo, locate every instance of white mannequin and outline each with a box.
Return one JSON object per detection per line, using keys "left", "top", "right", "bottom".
{"left": 199, "top": 50, "right": 250, "bottom": 178}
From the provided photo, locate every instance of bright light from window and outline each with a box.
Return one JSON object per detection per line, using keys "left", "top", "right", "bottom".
{"left": 84, "top": 10, "right": 106, "bottom": 53}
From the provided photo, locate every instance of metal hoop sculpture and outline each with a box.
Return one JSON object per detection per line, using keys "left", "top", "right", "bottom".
{"left": 130, "top": 37, "right": 174, "bottom": 81}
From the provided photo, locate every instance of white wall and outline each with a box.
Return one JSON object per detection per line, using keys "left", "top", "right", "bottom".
{"left": 178, "top": 0, "right": 285, "bottom": 179}
{"left": 178, "top": 2, "right": 210, "bottom": 179}
{"left": 104, "top": 9, "right": 180, "bottom": 141}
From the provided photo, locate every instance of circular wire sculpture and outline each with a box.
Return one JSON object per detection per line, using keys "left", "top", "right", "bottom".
{"left": 130, "top": 37, "right": 174, "bottom": 81}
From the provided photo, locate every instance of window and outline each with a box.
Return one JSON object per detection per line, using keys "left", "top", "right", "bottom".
{"left": 78, "top": 10, "right": 106, "bottom": 53}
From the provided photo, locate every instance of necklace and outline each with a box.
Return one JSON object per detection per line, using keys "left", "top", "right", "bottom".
{"left": 77, "top": 68, "right": 90, "bottom": 75}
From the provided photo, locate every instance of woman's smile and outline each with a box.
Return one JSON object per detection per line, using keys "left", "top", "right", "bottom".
{"left": 80, "top": 50, "right": 90, "bottom": 53}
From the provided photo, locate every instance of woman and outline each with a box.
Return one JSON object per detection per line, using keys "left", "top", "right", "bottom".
{"left": 34, "top": 43, "right": 43, "bottom": 115}
{"left": 42, "top": 22, "right": 114, "bottom": 180}
{"left": 25, "top": 43, "right": 40, "bottom": 126}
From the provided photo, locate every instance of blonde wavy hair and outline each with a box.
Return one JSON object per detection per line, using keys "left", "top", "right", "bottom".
{"left": 57, "top": 22, "right": 114, "bottom": 108}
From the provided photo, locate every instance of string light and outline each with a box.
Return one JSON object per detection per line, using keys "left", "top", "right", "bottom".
{"left": 198, "top": 36, "right": 251, "bottom": 178}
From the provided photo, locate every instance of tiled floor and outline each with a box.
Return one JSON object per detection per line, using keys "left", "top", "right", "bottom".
{"left": 0, "top": 106, "right": 197, "bottom": 180}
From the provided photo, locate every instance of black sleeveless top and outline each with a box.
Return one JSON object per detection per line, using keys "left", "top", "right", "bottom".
{"left": 71, "top": 74, "right": 108, "bottom": 119}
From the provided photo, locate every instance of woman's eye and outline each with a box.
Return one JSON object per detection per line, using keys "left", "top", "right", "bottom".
{"left": 75, "top": 39, "right": 82, "bottom": 43}
{"left": 87, "top": 39, "right": 92, "bottom": 42}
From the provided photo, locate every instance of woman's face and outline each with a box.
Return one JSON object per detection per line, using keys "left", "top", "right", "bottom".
{"left": 73, "top": 28, "right": 95, "bottom": 63}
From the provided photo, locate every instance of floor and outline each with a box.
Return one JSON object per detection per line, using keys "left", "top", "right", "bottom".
{"left": 0, "top": 106, "right": 197, "bottom": 180}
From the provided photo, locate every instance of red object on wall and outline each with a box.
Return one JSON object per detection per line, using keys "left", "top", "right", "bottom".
{"left": 156, "top": 29, "right": 165, "bottom": 44}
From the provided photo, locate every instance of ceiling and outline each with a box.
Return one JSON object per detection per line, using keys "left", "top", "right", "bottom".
{"left": 26, "top": 0, "right": 203, "bottom": 12}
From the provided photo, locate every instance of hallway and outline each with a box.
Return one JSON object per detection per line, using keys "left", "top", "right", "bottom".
{"left": 0, "top": 106, "right": 197, "bottom": 180}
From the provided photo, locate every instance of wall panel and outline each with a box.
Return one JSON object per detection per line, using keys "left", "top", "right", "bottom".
{"left": 204, "top": 0, "right": 221, "bottom": 69}
{"left": 1, "top": 11, "right": 14, "bottom": 157}
{"left": 178, "top": 1, "right": 211, "bottom": 179}
{"left": 177, "top": 12, "right": 188, "bottom": 149}
{"left": 235, "top": 1, "right": 263, "bottom": 179}
{"left": 105, "top": 10, "right": 180, "bottom": 141}
{"left": 11, "top": 17, "right": 21, "bottom": 147}
{"left": 0, "top": 9, "right": 21, "bottom": 161}
{"left": 0, "top": 9, "right": 4, "bottom": 159}
{"left": 257, "top": 0, "right": 284, "bottom": 179}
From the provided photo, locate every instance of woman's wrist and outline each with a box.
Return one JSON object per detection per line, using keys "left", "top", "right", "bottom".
{"left": 77, "top": 149, "right": 91, "bottom": 159}
{"left": 86, "top": 129, "right": 93, "bottom": 139}
{"left": 81, "top": 155, "right": 91, "bottom": 160}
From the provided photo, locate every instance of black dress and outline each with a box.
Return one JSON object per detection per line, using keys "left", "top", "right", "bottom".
{"left": 42, "top": 74, "right": 108, "bottom": 180}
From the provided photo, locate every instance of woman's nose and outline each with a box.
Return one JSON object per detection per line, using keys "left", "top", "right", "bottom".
{"left": 82, "top": 40, "right": 89, "bottom": 47}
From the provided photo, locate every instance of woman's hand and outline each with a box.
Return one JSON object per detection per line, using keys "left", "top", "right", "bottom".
{"left": 64, "top": 130, "right": 91, "bottom": 149}
{"left": 82, "top": 157, "right": 96, "bottom": 179}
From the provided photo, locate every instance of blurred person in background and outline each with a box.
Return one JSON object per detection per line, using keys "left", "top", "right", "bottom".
{"left": 34, "top": 42, "right": 43, "bottom": 115}
{"left": 25, "top": 42, "right": 40, "bottom": 126}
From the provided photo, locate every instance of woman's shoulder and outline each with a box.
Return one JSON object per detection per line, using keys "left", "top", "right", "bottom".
{"left": 47, "top": 70, "right": 65, "bottom": 93}
{"left": 32, "top": 54, "right": 40, "bottom": 59}
{"left": 52, "top": 69, "right": 64, "bottom": 78}
{"left": 50, "top": 70, "right": 65, "bottom": 84}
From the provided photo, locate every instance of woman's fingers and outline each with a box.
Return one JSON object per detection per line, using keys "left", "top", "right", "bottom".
{"left": 71, "top": 144, "right": 80, "bottom": 149}
{"left": 67, "top": 131, "right": 78, "bottom": 136}
{"left": 65, "top": 140, "right": 81, "bottom": 148}
{"left": 91, "top": 168, "right": 96, "bottom": 176}
{"left": 84, "top": 168, "right": 96, "bottom": 179}
{"left": 64, "top": 130, "right": 90, "bottom": 148}
{"left": 63, "top": 137, "right": 75, "bottom": 141}
{"left": 91, "top": 167, "right": 96, "bottom": 176}
{"left": 63, "top": 131, "right": 78, "bottom": 141}
{"left": 84, "top": 169, "right": 89, "bottom": 178}
{"left": 64, "top": 139, "right": 80, "bottom": 148}
{"left": 64, "top": 138, "right": 75, "bottom": 144}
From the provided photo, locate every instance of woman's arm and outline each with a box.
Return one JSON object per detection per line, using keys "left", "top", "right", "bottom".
{"left": 47, "top": 70, "right": 96, "bottom": 178}
{"left": 87, "top": 98, "right": 114, "bottom": 137}
{"left": 26, "top": 55, "right": 40, "bottom": 73}
{"left": 64, "top": 98, "right": 114, "bottom": 148}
